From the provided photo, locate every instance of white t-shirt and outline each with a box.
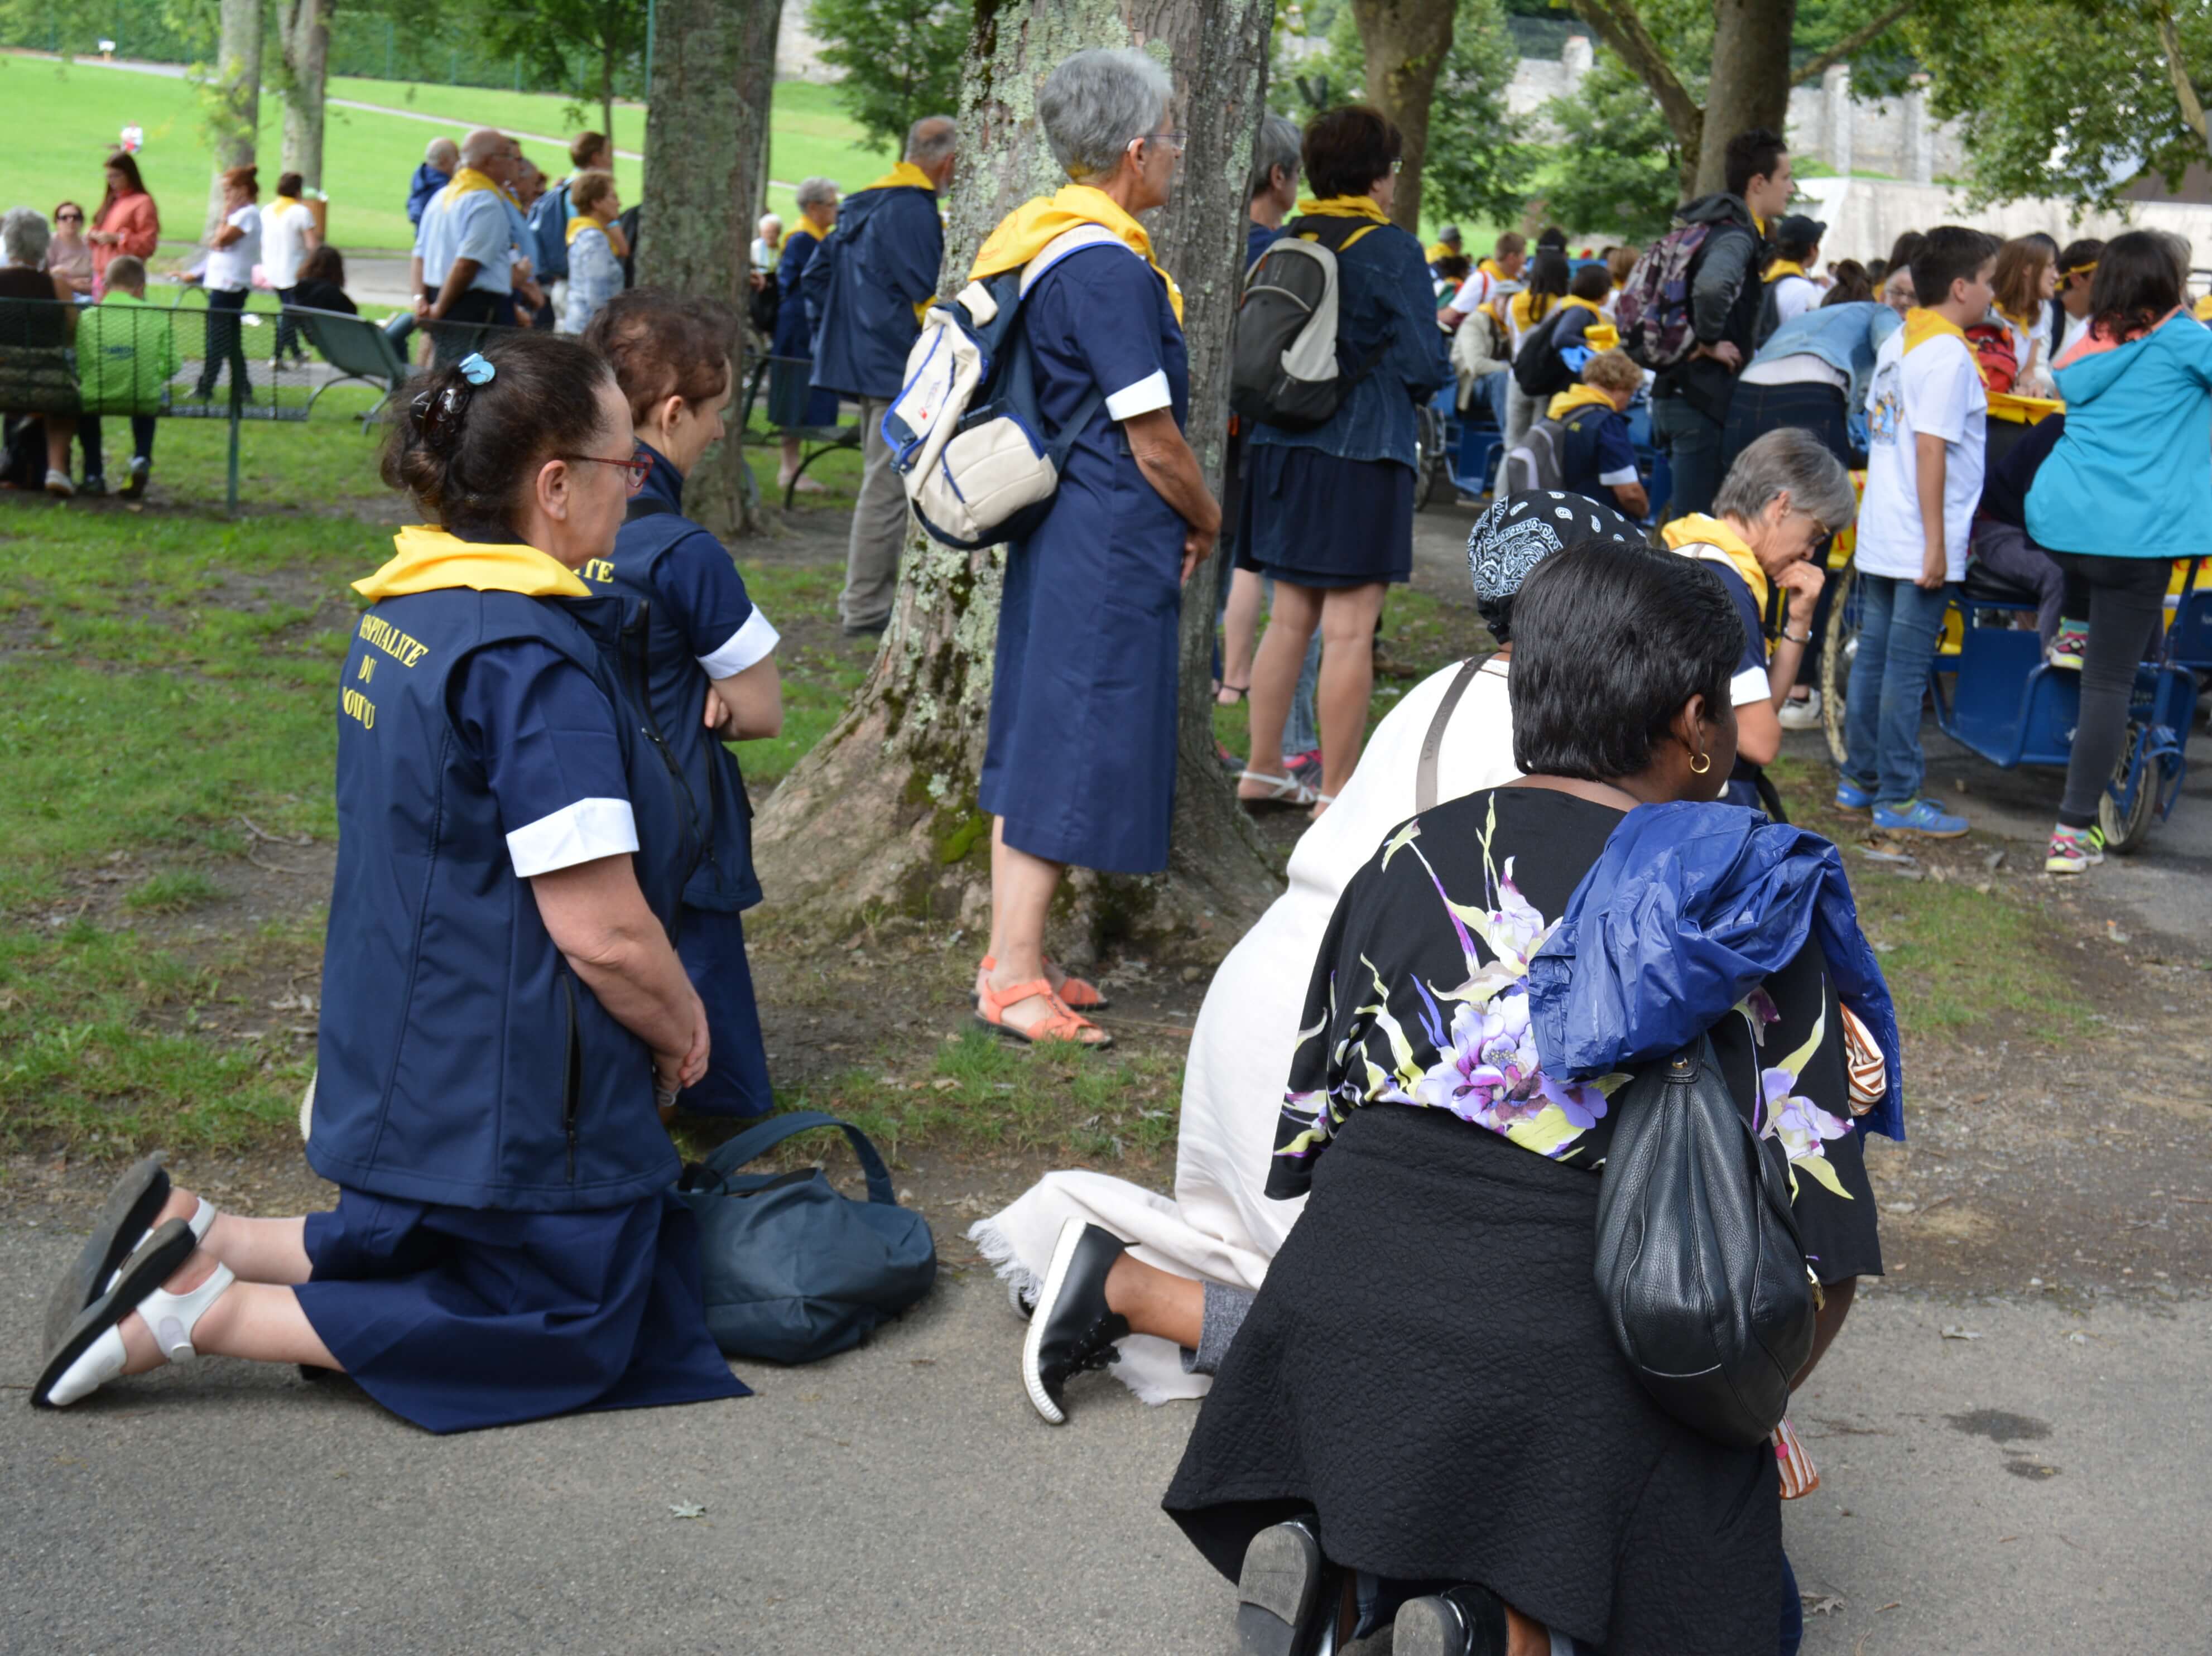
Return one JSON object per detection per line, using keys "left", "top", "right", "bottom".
{"left": 204, "top": 203, "right": 261, "bottom": 293}
{"left": 1770, "top": 273, "right": 1821, "bottom": 330}
{"left": 2056, "top": 305, "right": 2094, "bottom": 364}
{"left": 1858, "top": 326, "right": 1987, "bottom": 581}
{"left": 263, "top": 199, "right": 314, "bottom": 288}
{"left": 1448, "top": 264, "right": 1519, "bottom": 319}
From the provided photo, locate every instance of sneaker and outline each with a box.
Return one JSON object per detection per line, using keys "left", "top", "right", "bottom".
{"left": 1020, "top": 1219, "right": 1128, "bottom": 1424}
{"left": 1234, "top": 1517, "right": 1333, "bottom": 1656}
{"left": 2045, "top": 822, "right": 2105, "bottom": 874}
{"left": 1778, "top": 689, "right": 1823, "bottom": 730}
{"left": 1873, "top": 797, "right": 1970, "bottom": 837}
{"left": 2046, "top": 620, "right": 2087, "bottom": 671}
{"left": 1391, "top": 1583, "right": 1512, "bottom": 1655}
{"left": 1834, "top": 777, "right": 1876, "bottom": 812}
{"left": 43, "top": 468, "right": 73, "bottom": 497}
{"left": 1285, "top": 748, "right": 1324, "bottom": 788}
{"left": 123, "top": 456, "right": 150, "bottom": 498}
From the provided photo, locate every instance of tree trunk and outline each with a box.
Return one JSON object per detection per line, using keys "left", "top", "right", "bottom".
{"left": 1692, "top": 0, "right": 1797, "bottom": 197}
{"left": 204, "top": 0, "right": 263, "bottom": 239}
{"left": 749, "top": 0, "right": 1283, "bottom": 966}
{"left": 636, "top": 0, "right": 783, "bottom": 539}
{"left": 1349, "top": 0, "right": 1455, "bottom": 232}
{"left": 280, "top": 0, "right": 334, "bottom": 190}
{"left": 602, "top": 37, "right": 617, "bottom": 151}
{"left": 1566, "top": 0, "right": 1704, "bottom": 199}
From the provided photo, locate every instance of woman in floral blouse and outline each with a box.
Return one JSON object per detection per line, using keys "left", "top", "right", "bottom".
{"left": 1165, "top": 543, "right": 1889, "bottom": 1656}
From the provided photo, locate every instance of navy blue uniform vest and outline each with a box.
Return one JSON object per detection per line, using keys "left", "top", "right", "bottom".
{"left": 310, "top": 585, "right": 688, "bottom": 1211}
{"left": 575, "top": 478, "right": 763, "bottom": 914}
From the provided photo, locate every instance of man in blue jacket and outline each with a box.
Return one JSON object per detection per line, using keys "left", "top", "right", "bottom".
{"left": 804, "top": 115, "right": 958, "bottom": 635}
{"left": 406, "top": 136, "right": 458, "bottom": 228}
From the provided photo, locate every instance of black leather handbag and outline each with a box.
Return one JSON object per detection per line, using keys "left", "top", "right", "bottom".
{"left": 1593, "top": 1034, "right": 1819, "bottom": 1450}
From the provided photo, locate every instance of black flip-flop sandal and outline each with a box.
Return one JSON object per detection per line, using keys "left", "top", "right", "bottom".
{"left": 42, "top": 1153, "right": 169, "bottom": 1351}
{"left": 33, "top": 1217, "right": 198, "bottom": 1409}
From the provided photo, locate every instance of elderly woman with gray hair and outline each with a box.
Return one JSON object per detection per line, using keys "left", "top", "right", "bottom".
{"left": 1660, "top": 425, "right": 1859, "bottom": 815}
{"left": 967, "top": 47, "right": 1220, "bottom": 1049}
{"left": 768, "top": 175, "right": 842, "bottom": 492}
{"left": 1, "top": 205, "right": 80, "bottom": 495}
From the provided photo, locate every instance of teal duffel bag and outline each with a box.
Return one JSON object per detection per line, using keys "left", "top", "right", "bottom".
{"left": 674, "top": 1111, "right": 936, "bottom": 1364}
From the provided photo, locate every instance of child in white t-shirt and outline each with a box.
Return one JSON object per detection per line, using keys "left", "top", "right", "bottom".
{"left": 1839, "top": 225, "right": 1998, "bottom": 837}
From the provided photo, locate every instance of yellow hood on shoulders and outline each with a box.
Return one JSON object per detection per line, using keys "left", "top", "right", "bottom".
{"left": 354, "top": 526, "right": 590, "bottom": 601}
{"left": 1662, "top": 513, "right": 1769, "bottom": 617}
{"left": 970, "top": 184, "right": 1184, "bottom": 323}
{"left": 1546, "top": 383, "right": 1619, "bottom": 421}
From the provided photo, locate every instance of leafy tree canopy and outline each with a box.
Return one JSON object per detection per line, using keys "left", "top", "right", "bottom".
{"left": 809, "top": 0, "right": 969, "bottom": 156}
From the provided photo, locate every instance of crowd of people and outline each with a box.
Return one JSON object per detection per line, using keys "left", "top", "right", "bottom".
{"left": 21, "top": 60, "right": 2212, "bottom": 1656}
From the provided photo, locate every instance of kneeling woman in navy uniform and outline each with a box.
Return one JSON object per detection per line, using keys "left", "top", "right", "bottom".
{"left": 581, "top": 288, "right": 782, "bottom": 1118}
{"left": 32, "top": 334, "right": 749, "bottom": 1431}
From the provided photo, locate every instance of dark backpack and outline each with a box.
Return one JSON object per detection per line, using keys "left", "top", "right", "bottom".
{"left": 527, "top": 181, "right": 572, "bottom": 283}
{"left": 1230, "top": 215, "right": 1394, "bottom": 430}
{"left": 1615, "top": 220, "right": 1713, "bottom": 370}
{"left": 749, "top": 269, "right": 781, "bottom": 338}
{"left": 1512, "top": 305, "right": 1580, "bottom": 397}
{"left": 1502, "top": 415, "right": 1567, "bottom": 493}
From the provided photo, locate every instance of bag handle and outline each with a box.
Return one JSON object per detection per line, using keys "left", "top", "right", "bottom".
{"left": 1415, "top": 656, "right": 1485, "bottom": 812}
{"left": 701, "top": 1110, "right": 900, "bottom": 1206}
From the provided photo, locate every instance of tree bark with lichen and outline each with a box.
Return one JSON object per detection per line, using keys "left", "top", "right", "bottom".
{"left": 751, "top": 0, "right": 1282, "bottom": 965}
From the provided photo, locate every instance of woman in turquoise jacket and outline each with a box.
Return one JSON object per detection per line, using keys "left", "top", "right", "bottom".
{"left": 2025, "top": 230, "right": 2212, "bottom": 875}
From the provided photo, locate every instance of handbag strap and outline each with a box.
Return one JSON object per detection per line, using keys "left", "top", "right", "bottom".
{"left": 700, "top": 1110, "right": 898, "bottom": 1206}
{"left": 1415, "top": 657, "right": 1485, "bottom": 812}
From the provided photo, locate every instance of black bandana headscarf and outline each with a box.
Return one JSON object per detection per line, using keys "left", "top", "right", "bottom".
{"left": 1465, "top": 491, "right": 1647, "bottom": 635}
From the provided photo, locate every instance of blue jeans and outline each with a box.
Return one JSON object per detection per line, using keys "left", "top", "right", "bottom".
{"left": 1651, "top": 393, "right": 1724, "bottom": 522}
{"left": 1844, "top": 573, "right": 1953, "bottom": 805}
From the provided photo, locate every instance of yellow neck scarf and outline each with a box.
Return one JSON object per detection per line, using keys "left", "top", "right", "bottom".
{"left": 1479, "top": 257, "right": 1508, "bottom": 282}
{"left": 565, "top": 213, "right": 609, "bottom": 246}
{"left": 1662, "top": 514, "right": 1770, "bottom": 618}
{"left": 864, "top": 160, "right": 937, "bottom": 194}
{"left": 354, "top": 526, "right": 590, "bottom": 601}
{"left": 1764, "top": 259, "right": 1807, "bottom": 283}
{"left": 1902, "top": 307, "right": 1968, "bottom": 357}
{"left": 272, "top": 194, "right": 303, "bottom": 220}
{"left": 1511, "top": 288, "right": 1556, "bottom": 329}
{"left": 786, "top": 222, "right": 821, "bottom": 248}
{"left": 1546, "top": 384, "right": 1618, "bottom": 421}
{"left": 970, "top": 184, "right": 1183, "bottom": 323}
{"left": 1297, "top": 195, "right": 1389, "bottom": 223}
{"left": 1424, "top": 240, "right": 1459, "bottom": 263}
{"left": 440, "top": 166, "right": 502, "bottom": 206}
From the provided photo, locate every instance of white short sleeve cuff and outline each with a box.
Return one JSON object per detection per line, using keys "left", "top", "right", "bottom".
{"left": 1104, "top": 369, "right": 1172, "bottom": 422}
{"left": 698, "top": 608, "right": 781, "bottom": 678}
{"left": 1599, "top": 465, "right": 1641, "bottom": 486}
{"left": 1730, "top": 665, "right": 1773, "bottom": 706}
{"left": 506, "top": 797, "right": 639, "bottom": 878}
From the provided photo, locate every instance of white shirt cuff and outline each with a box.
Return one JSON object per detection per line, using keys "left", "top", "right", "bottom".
{"left": 1599, "top": 465, "right": 1641, "bottom": 485}
{"left": 506, "top": 797, "right": 639, "bottom": 878}
{"left": 1730, "top": 665, "right": 1773, "bottom": 706}
{"left": 698, "top": 608, "right": 781, "bottom": 678}
{"left": 1104, "top": 369, "right": 1172, "bottom": 421}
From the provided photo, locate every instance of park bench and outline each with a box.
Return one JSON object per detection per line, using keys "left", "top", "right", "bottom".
{"left": 738, "top": 351, "right": 862, "bottom": 509}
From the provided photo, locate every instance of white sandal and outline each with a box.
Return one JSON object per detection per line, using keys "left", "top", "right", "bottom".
{"left": 37, "top": 1221, "right": 235, "bottom": 1409}
{"left": 1237, "top": 770, "right": 1318, "bottom": 811}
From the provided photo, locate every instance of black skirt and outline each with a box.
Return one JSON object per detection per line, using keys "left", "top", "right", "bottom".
{"left": 1163, "top": 1104, "right": 1785, "bottom": 1656}
{"left": 1240, "top": 444, "right": 1415, "bottom": 589}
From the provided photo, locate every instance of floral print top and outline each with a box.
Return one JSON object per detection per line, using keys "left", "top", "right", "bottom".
{"left": 1268, "top": 788, "right": 1882, "bottom": 1277}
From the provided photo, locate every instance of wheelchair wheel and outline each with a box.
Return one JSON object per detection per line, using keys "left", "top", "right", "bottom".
{"left": 1415, "top": 405, "right": 1449, "bottom": 509}
{"left": 1819, "top": 562, "right": 1858, "bottom": 771}
{"left": 2098, "top": 723, "right": 2161, "bottom": 854}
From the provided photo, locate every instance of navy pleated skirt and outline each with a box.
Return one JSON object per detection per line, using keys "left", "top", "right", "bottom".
{"left": 295, "top": 1187, "right": 750, "bottom": 1434}
{"left": 767, "top": 358, "right": 840, "bottom": 430}
{"left": 676, "top": 907, "right": 775, "bottom": 1119}
{"left": 1241, "top": 445, "right": 1415, "bottom": 590}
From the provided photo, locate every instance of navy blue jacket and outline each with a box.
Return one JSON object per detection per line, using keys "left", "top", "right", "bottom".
{"left": 310, "top": 545, "right": 690, "bottom": 1211}
{"left": 802, "top": 181, "right": 943, "bottom": 401}
{"left": 406, "top": 162, "right": 451, "bottom": 228}
{"left": 578, "top": 451, "right": 764, "bottom": 914}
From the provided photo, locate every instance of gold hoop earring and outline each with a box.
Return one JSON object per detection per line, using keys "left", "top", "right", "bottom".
{"left": 1689, "top": 752, "right": 1711, "bottom": 775}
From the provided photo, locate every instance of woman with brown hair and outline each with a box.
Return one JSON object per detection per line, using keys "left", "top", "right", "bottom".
{"left": 87, "top": 152, "right": 160, "bottom": 299}
{"left": 192, "top": 165, "right": 261, "bottom": 404}
{"left": 1990, "top": 235, "right": 2059, "bottom": 396}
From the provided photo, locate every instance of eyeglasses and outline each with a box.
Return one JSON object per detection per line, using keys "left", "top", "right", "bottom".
{"left": 56, "top": 211, "right": 84, "bottom": 223}
{"left": 562, "top": 447, "right": 654, "bottom": 494}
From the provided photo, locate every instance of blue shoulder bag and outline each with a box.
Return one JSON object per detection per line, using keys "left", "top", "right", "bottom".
{"left": 674, "top": 1111, "right": 937, "bottom": 1365}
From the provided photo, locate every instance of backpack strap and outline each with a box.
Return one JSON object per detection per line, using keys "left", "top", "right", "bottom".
{"left": 1012, "top": 224, "right": 1142, "bottom": 465}
{"left": 700, "top": 1110, "right": 898, "bottom": 1206}
{"left": 1415, "top": 656, "right": 1484, "bottom": 812}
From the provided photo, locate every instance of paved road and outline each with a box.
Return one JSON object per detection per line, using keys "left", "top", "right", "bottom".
{"left": 3, "top": 1205, "right": 2204, "bottom": 1655}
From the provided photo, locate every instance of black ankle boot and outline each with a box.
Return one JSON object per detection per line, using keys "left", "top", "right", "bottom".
{"left": 1233, "top": 1516, "right": 1341, "bottom": 1656}
{"left": 1390, "top": 1583, "right": 1511, "bottom": 1656}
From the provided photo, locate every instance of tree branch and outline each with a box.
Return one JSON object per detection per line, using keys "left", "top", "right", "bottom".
{"left": 2157, "top": 3, "right": 2209, "bottom": 149}
{"left": 1790, "top": 0, "right": 1918, "bottom": 86}
{"left": 1567, "top": 0, "right": 1704, "bottom": 152}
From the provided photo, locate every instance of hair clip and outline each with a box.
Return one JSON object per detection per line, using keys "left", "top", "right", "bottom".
{"left": 412, "top": 384, "right": 472, "bottom": 450}
{"left": 457, "top": 352, "right": 496, "bottom": 386}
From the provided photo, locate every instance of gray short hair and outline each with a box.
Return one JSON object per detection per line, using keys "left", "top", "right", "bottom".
{"left": 1248, "top": 114, "right": 1302, "bottom": 200}
{"left": 795, "top": 176, "right": 839, "bottom": 210}
{"left": 1038, "top": 48, "right": 1172, "bottom": 182}
{"left": 905, "top": 115, "right": 959, "bottom": 168}
{"left": 460, "top": 127, "right": 505, "bottom": 168}
{"left": 1714, "top": 426, "right": 1858, "bottom": 536}
{"left": 2, "top": 206, "right": 51, "bottom": 267}
{"left": 426, "top": 136, "right": 459, "bottom": 168}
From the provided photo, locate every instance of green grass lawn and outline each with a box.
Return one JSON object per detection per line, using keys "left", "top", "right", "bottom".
{"left": 7, "top": 55, "right": 895, "bottom": 253}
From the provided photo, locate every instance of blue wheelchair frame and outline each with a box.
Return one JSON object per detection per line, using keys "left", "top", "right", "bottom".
{"left": 1429, "top": 381, "right": 1670, "bottom": 517}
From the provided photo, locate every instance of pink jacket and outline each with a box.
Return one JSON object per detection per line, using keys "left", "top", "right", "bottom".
{"left": 92, "top": 192, "right": 161, "bottom": 295}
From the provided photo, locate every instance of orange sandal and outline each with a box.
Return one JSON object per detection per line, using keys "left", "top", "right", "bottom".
{"left": 976, "top": 955, "right": 1111, "bottom": 1012}
{"left": 974, "top": 975, "right": 1113, "bottom": 1048}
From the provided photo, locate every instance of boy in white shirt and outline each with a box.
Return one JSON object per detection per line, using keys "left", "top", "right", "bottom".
{"left": 1839, "top": 224, "right": 1998, "bottom": 837}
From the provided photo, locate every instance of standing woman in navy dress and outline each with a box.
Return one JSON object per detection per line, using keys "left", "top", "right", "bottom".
{"left": 32, "top": 334, "right": 748, "bottom": 1431}
{"left": 767, "top": 176, "right": 841, "bottom": 494}
{"left": 583, "top": 288, "right": 784, "bottom": 1118}
{"left": 970, "top": 47, "right": 1222, "bottom": 1048}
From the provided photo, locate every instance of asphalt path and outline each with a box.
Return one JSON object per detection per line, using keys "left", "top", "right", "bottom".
{"left": 3, "top": 1207, "right": 2205, "bottom": 1655}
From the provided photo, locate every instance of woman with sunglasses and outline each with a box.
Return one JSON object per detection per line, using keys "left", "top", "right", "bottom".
{"left": 31, "top": 333, "right": 749, "bottom": 1431}
{"left": 44, "top": 201, "right": 94, "bottom": 297}
{"left": 580, "top": 288, "right": 784, "bottom": 1120}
